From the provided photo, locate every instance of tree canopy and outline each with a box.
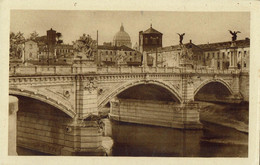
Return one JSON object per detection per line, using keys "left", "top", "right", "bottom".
{"left": 29, "top": 31, "right": 39, "bottom": 41}
{"left": 10, "top": 31, "right": 25, "bottom": 59}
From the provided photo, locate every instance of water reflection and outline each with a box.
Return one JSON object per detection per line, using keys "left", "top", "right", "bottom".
{"left": 109, "top": 120, "right": 248, "bottom": 157}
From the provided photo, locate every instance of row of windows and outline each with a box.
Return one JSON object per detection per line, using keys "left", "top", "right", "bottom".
{"left": 144, "top": 37, "right": 162, "bottom": 45}
{"left": 205, "top": 51, "right": 249, "bottom": 59}
{"left": 103, "top": 57, "right": 138, "bottom": 62}
{"left": 100, "top": 51, "right": 137, "bottom": 56}
{"left": 57, "top": 49, "right": 73, "bottom": 53}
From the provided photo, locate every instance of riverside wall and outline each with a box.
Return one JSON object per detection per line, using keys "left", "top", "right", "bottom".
{"left": 110, "top": 99, "right": 202, "bottom": 129}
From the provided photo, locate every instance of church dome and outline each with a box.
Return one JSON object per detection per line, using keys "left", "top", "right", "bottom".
{"left": 113, "top": 24, "right": 132, "bottom": 48}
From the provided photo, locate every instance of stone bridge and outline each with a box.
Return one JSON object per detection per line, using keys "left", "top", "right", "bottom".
{"left": 9, "top": 65, "right": 249, "bottom": 155}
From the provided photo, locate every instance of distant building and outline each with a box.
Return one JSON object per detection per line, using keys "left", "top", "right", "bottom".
{"left": 24, "top": 40, "right": 39, "bottom": 61}
{"left": 56, "top": 44, "right": 74, "bottom": 57}
{"left": 139, "top": 24, "right": 163, "bottom": 52}
{"left": 113, "top": 24, "right": 132, "bottom": 48}
{"left": 97, "top": 45, "right": 153, "bottom": 66}
{"left": 199, "top": 39, "right": 250, "bottom": 70}
{"left": 147, "top": 40, "right": 204, "bottom": 68}
{"left": 46, "top": 28, "right": 57, "bottom": 53}
{"left": 147, "top": 39, "right": 250, "bottom": 70}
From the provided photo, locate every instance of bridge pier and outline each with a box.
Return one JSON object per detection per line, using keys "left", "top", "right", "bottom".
{"left": 60, "top": 119, "right": 106, "bottom": 156}
{"left": 15, "top": 96, "right": 110, "bottom": 156}
{"left": 9, "top": 96, "right": 19, "bottom": 155}
{"left": 109, "top": 99, "right": 202, "bottom": 129}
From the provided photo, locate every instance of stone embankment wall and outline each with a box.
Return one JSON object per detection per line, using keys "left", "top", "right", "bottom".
{"left": 110, "top": 99, "right": 201, "bottom": 129}
{"left": 9, "top": 96, "right": 19, "bottom": 155}
{"left": 239, "top": 72, "right": 249, "bottom": 102}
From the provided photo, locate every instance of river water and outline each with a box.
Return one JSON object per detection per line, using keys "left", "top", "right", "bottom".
{"left": 108, "top": 120, "right": 247, "bottom": 157}
{"left": 17, "top": 120, "right": 248, "bottom": 157}
{"left": 16, "top": 98, "right": 248, "bottom": 157}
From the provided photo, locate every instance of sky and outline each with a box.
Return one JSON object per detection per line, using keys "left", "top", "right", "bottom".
{"left": 10, "top": 10, "right": 250, "bottom": 47}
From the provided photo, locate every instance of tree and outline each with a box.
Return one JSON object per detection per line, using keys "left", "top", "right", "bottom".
{"left": 29, "top": 31, "right": 39, "bottom": 41}
{"left": 56, "top": 32, "right": 63, "bottom": 44}
{"left": 10, "top": 31, "right": 25, "bottom": 59}
{"left": 73, "top": 34, "right": 97, "bottom": 58}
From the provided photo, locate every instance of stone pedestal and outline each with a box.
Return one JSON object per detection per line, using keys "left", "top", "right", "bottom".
{"left": 228, "top": 42, "right": 238, "bottom": 70}
{"left": 9, "top": 96, "right": 19, "bottom": 155}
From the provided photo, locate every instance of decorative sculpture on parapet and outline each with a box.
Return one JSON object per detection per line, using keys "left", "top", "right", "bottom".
{"left": 73, "top": 34, "right": 97, "bottom": 59}
{"left": 177, "top": 33, "right": 185, "bottom": 45}
{"left": 229, "top": 30, "right": 241, "bottom": 41}
{"left": 115, "top": 50, "right": 128, "bottom": 66}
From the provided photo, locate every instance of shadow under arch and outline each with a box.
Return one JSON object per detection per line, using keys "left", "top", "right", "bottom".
{"left": 10, "top": 87, "right": 76, "bottom": 118}
{"left": 194, "top": 78, "right": 233, "bottom": 97}
{"left": 98, "top": 79, "right": 182, "bottom": 109}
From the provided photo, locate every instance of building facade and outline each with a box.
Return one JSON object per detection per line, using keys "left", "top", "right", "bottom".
{"left": 139, "top": 24, "right": 163, "bottom": 52}
{"left": 200, "top": 39, "right": 250, "bottom": 70}
{"left": 147, "top": 39, "right": 250, "bottom": 70}
{"left": 147, "top": 41, "right": 204, "bottom": 68}
{"left": 96, "top": 44, "right": 153, "bottom": 66}
{"left": 24, "top": 40, "right": 39, "bottom": 62}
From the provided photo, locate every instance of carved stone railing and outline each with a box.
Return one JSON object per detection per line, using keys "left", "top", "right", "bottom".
{"left": 9, "top": 65, "right": 241, "bottom": 76}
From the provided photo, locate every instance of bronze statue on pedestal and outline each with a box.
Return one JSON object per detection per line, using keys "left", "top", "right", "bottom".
{"left": 177, "top": 33, "right": 185, "bottom": 44}
{"left": 229, "top": 30, "right": 241, "bottom": 41}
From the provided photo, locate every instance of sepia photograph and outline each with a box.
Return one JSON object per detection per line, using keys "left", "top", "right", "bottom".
{"left": 7, "top": 10, "right": 251, "bottom": 157}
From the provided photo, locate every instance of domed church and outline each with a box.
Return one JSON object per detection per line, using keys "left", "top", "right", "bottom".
{"left": 113, "top": 24, "right": 132, "bottom": 48}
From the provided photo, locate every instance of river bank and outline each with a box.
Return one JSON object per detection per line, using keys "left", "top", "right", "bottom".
{"left": 199, "top": 101, "right": 249, "bottom": 133}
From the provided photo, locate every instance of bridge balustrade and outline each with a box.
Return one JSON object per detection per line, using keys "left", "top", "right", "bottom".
{"left": 9, "top": 65, "right": 240, "bottom": 76}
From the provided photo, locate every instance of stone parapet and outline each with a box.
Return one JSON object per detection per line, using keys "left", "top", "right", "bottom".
{"left": 9, "top": 65, "right": 239, "bottom": 76}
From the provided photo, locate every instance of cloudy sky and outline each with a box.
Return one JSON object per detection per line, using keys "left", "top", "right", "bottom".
{"left": 10, "top": 10, "right": 250, "bottom": 47}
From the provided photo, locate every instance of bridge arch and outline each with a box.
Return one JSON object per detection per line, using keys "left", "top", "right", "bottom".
{"left": 98, "top": 79, "right": 182, "bottom": 108}
{"left": 194, "top": 78, "right": 233, "bottom": 97}
{"left": 10, "top": 87, "right": 76, "bottom": 118}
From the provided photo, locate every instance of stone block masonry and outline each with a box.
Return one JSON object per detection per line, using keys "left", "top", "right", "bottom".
{"left": 9, "top": 96, "right": 19, "bottom": 155}
{"left": 109, "top": 99, "right": 202, "bottom": 129}
{"left": 16, "top": 96, "right": 106, "bottom": 156}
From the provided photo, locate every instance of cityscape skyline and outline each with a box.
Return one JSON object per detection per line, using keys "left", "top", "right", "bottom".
{"left": 11, "top": 10, "right": 250, "bottom": 47}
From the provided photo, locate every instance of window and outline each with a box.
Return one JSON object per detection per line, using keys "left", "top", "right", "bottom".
{"left": 130, "top": 58, "right": 132, "bottom": 62}
{"left": 144, "top": 37, "right": 148, "bottom": 44}
{"left": 223, "top": 52, "right": 225, "bottom": 59}
{"left": 130, "top": 52, "right": 132, "bottom": 55}
{"left": 217, "top": 52, "right": 219, "bottom": 59}
{"left": 106, "top": 51, "right": 108, "bottom": 55}
{"left": 110, "top": 58, "right": 112, "bottom": 61}
{"left": 244, "top": 62, "right": 246, "bottom": 68}
{"left": 29, "top": 52, "right": 32, "bottom": 58}
{"left": 152, "top": 37, "right": 157, "bottom": 44}
{"left": 212, "top": 52, "right": 215, "bottom": 58}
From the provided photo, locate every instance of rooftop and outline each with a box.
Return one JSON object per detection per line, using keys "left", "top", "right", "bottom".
{"left": 141, "top": 24, "right": 163, "bottom": 35}
{"left": 98, "top": 45, "right": 136, "bottom": 51}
